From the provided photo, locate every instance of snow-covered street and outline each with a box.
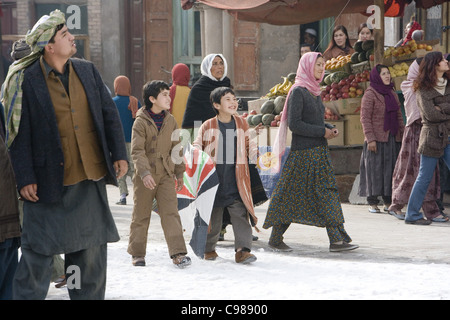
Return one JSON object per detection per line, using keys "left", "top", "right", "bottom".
{"left": 45, "top": 184, "right": 450, "bottom": 301}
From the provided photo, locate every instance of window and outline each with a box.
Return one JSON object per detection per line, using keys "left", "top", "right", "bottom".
{"left": 173, "top": 0, "right": 202, "bottom": 85}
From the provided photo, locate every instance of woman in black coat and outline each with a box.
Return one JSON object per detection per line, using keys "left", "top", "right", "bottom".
{"left": 182, "top": 53, "right": 231, "bottom": 140}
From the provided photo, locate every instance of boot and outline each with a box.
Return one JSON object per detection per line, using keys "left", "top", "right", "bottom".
{"left": 235, "top": 250, "right": 257, "bottom": 264}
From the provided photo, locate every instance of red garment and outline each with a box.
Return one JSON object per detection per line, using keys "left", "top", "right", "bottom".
{"left": 114, "top": 75, "right": 139, "bottom": 119}
{"left": 169, "top": 63, "right": 190, "bottom": 111}
{"left": 402, "top": 21, "right": 422, "bottom": 46}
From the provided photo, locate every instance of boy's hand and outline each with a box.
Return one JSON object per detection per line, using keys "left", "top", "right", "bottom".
{"left": 142, "top": 174, "right": 156, "bottom": 190}
{"left": 175, "top": 177, "right": 184, "bottom": 192}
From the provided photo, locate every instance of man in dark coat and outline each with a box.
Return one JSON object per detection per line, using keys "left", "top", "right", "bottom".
{"left": 0, "top": 117, "right": 21, "bottom": 300}
{"left": 5, "top": 11, "right": 128, "bottom": 300}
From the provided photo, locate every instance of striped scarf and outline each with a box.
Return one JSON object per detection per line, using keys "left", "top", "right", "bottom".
{"left": 1, "top": 9, "right": 66, "bottom": 147}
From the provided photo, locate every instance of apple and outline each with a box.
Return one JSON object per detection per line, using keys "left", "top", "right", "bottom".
{"left": 349, "top": 91, "right": 356, "bottom": 98}
{"left": 271, "top": 120, "right": 278, "bottom": 127}
{"left": 250, "top": 110, "right": 257, "bottom": 115}
{"left": 331, "top": 83, "right": 339, "bottom": 90}
{"left": 339, "top": 79, "right": 347, "bottom": 87}
{"left": 341, "top": 85, "right": 349, "bottom": 93}
{"left": 326, "top": 85, "right": 332, "bottom": 93}
{"left": 342, "top": 92, "right": 349, "bottom": 99}
{"left": 330, "top": 88, "right": 339, "bottom": 96}
{"left": 242, "top": 112, "right": 248, "bottom": 118}
{"left": 356, "top": 89, "right": 364, "bottom": 96}
{"left": 330, "top": 94, "right": 336, "bottom": 101}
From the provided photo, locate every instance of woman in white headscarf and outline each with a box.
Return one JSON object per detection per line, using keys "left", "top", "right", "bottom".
{"left": 181, "top": 53, "right": 231, "bottom": 139}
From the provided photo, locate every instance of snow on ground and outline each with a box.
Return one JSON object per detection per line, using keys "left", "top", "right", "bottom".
{"left": 44, "top": 185, "right": 450, "bottom": 300}
{"left": 46, "top": 237, "right": 450, "bottom": 300}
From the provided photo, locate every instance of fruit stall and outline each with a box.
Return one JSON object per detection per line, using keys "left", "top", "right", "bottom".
{"left": 244, "top": 38, "right": 440, "bottom": 151}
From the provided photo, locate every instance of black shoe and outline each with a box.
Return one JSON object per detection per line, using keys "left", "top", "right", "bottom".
{"left": 268, "top": 241, "right": 293, "bottom": 252}
{"left": 116, "top": 198, "right": 126, "bottom": 205}
{"left": 329, "top": 242, "right": 359, "bottom": 252}
{"left": 405, "top": 218, "right": 432, "bottom": 225}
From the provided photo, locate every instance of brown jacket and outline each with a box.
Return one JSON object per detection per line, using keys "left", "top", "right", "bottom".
{"left": 0, "top": 131, "right": 21, "bottom": 243}
{"left": 131, "top": 108, "right": 185, "bottom": 180}
{"left": 360, "top": 86, "right": 404, "bottom": 143}
{"left": 416, "top": 84, "right": 450, "bottom": 158}
{"left": 193, "top": 115, "right": 258, "bottom": 224}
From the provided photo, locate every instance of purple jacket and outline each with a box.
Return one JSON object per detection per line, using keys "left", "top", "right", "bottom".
{"left": 360, "top": 86, "right": 404, "bottom": 143}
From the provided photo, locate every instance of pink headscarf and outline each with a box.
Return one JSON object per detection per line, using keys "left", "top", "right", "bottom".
{"left": 400, "top": 60, "right": 421, "bottom": 127}
{"left": 272, "top": 52, "right": 325, "bottom": 171}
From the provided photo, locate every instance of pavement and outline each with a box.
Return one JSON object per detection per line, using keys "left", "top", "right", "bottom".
{"left": 106, "top": 182, "right": 450, "bottom": 266}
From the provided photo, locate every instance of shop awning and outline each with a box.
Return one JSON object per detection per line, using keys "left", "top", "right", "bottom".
{"left": 181, "top": 0, "right": 450, "bottom": 24}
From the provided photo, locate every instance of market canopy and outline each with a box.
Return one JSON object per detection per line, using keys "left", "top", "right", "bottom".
{"left": 181, "top": 0, "right": 450, "bottom": 25}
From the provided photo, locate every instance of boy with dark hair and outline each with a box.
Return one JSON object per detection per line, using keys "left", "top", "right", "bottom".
{"left": 193, "top": 87, "right": 258, "bottom": 264}
{"left": 128, "top": 80, "right": 190, "bottom": 268}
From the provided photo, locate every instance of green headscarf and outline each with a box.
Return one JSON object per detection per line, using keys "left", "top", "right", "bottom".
{"left": 1, "top": 9, "right": 66, "bottom": 147}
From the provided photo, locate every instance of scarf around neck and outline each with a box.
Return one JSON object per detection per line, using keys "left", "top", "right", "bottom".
{"left": 370, "top": 65, "right": 400, "bottom": 136}
{"left": 272, "top": 52, "right": 324, "bottom": 170}
{"left": 1, "top": 9, "right": 66, "bottom": 147}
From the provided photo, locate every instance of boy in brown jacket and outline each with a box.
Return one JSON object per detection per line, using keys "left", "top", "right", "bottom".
{"left": 128, "top": 80, "right": 190, "bottom": 268}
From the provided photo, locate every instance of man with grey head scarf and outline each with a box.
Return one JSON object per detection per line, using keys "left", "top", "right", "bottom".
{"left": 7, "top": 10, "right": 128, "bottom": 300}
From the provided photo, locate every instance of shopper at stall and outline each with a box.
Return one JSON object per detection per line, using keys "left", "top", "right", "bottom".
{"left": 358, "top": 23, "right": 373, "bottom": 42}
{"left": 389, "top": 59, "right": 446, "bottom": 221}
{"left": 358, "top": 64, "right": 404, "bottom": 213}
{"left": 263, "top": 52, "right": 358, "bottom": 253}
{"left": 303, "top": 28, "right": 320, "bottom": 52}
{"left": 405, "top": 52, "right": 450, "bottom": 225}
{"left": 323, "top": 25, "right": 354, "bottom": 61}
{"left": 395, "top": 20, "right": 422, "bottom": 48}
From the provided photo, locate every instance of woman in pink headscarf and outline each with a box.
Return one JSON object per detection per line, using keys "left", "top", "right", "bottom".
{"left": 263, "top": 52, "right": 358, "bottom": 253}
{"left": 389, "top": 58, "right": 445, "bottom": 221}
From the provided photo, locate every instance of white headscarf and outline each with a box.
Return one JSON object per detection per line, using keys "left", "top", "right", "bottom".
{"left": 200, "top": 53, "right": 228, "bottom": 81}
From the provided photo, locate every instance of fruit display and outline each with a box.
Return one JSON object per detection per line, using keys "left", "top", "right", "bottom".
{"left": 243, "top": 96, "right": 285, "bottom": 127}
{"left": 383, "top": 40, "right": 433, "bottom": 59}
{"left": 352, "top": 40, "right": 374, "bottom": 63}
{"left": 264, "top": 73, "right": 296, "bottom": 98}
{"left": 321, "top": 70, "right": 369, "bottom": 101}
{"left": 389, "top": 62, "right": 410, "bottom": 78}
{"left": 325, "top": 54, "right": 352, "bottom": 71}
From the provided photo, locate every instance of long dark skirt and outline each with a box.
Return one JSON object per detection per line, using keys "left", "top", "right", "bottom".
{"left": 263, "top": 145, "right": 347, "bottom": 230}
{"left": 358, "top": 134, "right": 401, "bottom": 198}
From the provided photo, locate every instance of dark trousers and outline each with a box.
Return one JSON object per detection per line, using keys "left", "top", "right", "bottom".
{"left": 0, "top": 238, "right": 19, "bottom": 300}
{"left": 13, "top": 244, "right": 107, "bottom": 300}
